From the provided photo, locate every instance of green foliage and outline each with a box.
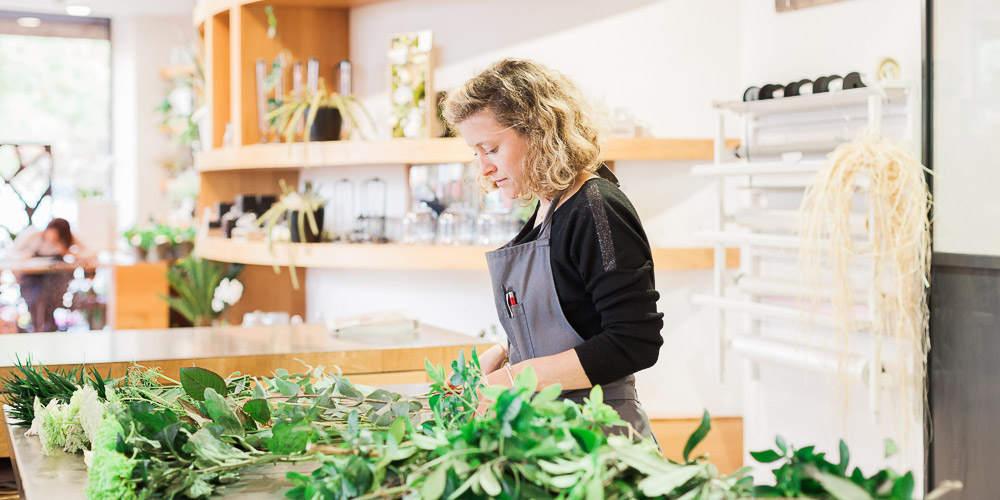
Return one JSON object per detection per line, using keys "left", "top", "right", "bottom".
{"left": 159, "top": 257, "right": 243, "bottom": 326}
{"left": 267, "top": 78, "right": 369, "bottom": 144}
{"left": 287, "top": 349, "right": 751, "bottom": 500}
{"left": 0, "top": 355, "right": 110, "bottom": 423}
{"left": 179, "top": 367, "right": 229, "bottom": 401}
{"left": 751, "top": 437, "right": 915, "bottom": 500}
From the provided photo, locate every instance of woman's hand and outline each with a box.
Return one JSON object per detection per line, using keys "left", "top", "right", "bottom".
{"left": 477, "top": 344, "right": 509, "bottom": 375}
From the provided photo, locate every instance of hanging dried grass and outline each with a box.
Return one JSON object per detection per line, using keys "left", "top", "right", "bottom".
{"left": 798, "top": 129, "right": 931, "bottom": 436}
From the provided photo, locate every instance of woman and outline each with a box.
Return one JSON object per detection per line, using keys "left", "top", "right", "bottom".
{"left": 10, "top": 218, "right": 87, "bottom": 332}
{"left": 10, "top": 218, "right": 82, "bottom": 260}
{"left": 443, "top": 59, "right": 664, "bottom": 438}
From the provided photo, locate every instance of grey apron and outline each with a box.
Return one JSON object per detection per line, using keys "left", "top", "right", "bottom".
{"left": 485, "top": 183, "right": 654, "bottom": 439}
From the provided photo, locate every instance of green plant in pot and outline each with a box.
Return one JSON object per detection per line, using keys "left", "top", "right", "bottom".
{"left": 160, "top": 257, "right": 244, "bottom": 327}
{"left": 255, "top": 180, "right": 325, "bottom": 290}
{"left": 268, "top": 78, "right": 367, "bottom": 143}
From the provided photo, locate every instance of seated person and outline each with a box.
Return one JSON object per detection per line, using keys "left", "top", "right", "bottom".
{"left": 9, "top": 218, "right": 89, "bottom": 332}
{"left": 11, "top": 218, "right": 86, "bottom": 260}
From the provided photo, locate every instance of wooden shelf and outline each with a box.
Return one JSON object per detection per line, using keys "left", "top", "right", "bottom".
{"left": 194, "top": 237, "right": 739, "bottom": 271}
{"left": 194, "top": 0, "right": 385, "bottom": 26}
{"left": 194, "top": 137, "right": 737, "bottom": 172}
{"left": 159, "top": 63, "right": 197, "bottom": 80}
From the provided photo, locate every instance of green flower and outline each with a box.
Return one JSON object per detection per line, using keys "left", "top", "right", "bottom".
{"left": 90, "top": 415, "right": 125, "bottom": 452}
{"left": 84, "top": 449, "right": 138, "bottom": 500}
{"left": 36, "top": 398, "right": 68, "bottom": 456}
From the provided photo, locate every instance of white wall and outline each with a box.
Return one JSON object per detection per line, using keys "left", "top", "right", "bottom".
{"left": 111, "top": 15, "right": 196, "bottom": 230}
{"left": 303, "top": 0, "right": 746, "bottom": 420}
{"left": 736, "top": 0, "right": 925, "bottom": 486}
{"left": 931, "top": 0, "right": 1000, "bottom": 256}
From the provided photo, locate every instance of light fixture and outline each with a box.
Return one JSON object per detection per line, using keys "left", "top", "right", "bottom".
{"left": 16, "top": 17, "right": 41, "bottom": 28}
{"left": 66, "top": 5, "right": 92, "bottom": 17}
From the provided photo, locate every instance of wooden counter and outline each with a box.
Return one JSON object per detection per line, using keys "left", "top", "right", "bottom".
{"left": 0, "top": 323, "right": 491, "bottom": 458}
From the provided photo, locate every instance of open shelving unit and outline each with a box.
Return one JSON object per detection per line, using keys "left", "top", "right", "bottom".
{"left": 692, "top": 81, "right": 919, "bottom": 422}
{"left": 195, "top": 236, "right": 741, "bottom": 272}
{"left": 195, "top": 137, "right": 740, "bottom": 172}
{"left": 191, "top": 0, "right": 743, "bottom": 321}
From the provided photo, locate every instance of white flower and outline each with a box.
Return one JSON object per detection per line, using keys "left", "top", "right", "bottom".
{"left": 213, "top": 278, "right": 244, "bottom": 308}
{"left": 282, "top": 192, "right": 304, "bottom": 211}
{"left": 270, "top": 225, "right": 291, "bottom": 242}
{"left": 403, "top": 108, "right": 424, "bottom": 138}
{"left": 154, "top": 234, "right": 168, "bottom": 245}
{"left": 397, "top": 68, "right": 412, "bottom": 85}
{"left": 129, "top": 235, "right": 142, "bottom": 246}
{"left": 393, "top": 86, "right": 412, "bottom": 106}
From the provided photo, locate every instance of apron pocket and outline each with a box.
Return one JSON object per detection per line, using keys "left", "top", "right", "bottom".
{"left": 508, "top": 303, "right": 536, "bottom": 359}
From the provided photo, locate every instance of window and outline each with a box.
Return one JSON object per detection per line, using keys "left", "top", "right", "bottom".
{"left": 0, "top": 11, "right": 111, "bottom": 240}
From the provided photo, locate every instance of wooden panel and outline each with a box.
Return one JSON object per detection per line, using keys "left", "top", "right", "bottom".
{"left": 348, "top": 370, "right": 429, "bottom": 386}
{"left": 222, "top": 264, "right": 306, "bottom": 325}
{"left": 604, "top": 138, "right": 741, "bottom": 161}
{"left": 194, "top": 138, "right": 737, "bottom": 171}
{"left": 198, "top": 169, "right": 298, "bottom": 214}
{"left": 195, "top": 237, "right": 741, "bottom": 272}
{"left": 229, "top": 5, "right": 244, "bottom": 147}
{"left": 112, "top": 262, "right": 170, "bottom": 330}
{"left": 208, "top": 11, "right": 231, "bottom": 149}
{"left": 239, "top": 4, "right": 349, "bottom": 145}
{"left": 195, "top": 0, "right": 384, "bottom": 26}
{"left": 650, "top": 417, "right": 743, "bottom": 474}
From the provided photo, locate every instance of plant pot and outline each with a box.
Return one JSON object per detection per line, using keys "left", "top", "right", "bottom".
{"left": 290, "top": 208, "right": 324, "bottom": 243}
{"left": 152, "top": 242, "right": 173, "bottom": 262}
{"left": 133, "top": 246, "right": 149, "bottom": 262}
{"left": 309, "top": 107, "right": 342, "bottom": 142}
{"left": 175, "top": 241, "right": 194, "bottom": 259}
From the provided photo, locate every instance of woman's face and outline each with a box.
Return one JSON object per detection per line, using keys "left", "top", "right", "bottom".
{"left": 456, "top": 109, "right": 530, "bottom": 199}
{"left": 42, "top": 228, "right": 68, "bottom": 252}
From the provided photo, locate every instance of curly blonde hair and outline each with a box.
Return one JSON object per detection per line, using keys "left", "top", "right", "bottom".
{"left": 442, "top": 58, "right": 603, "bottom": 201}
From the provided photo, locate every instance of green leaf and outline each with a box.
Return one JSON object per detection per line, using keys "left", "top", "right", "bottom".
{"left": 570, "top": 427, "right": 600, "bottom": 453}
{"left": 203, "top": 388, "right": 244, "bottom": 437}
{"left": 637, "top": 464, "right": 704, "bottom": 496}
{"left": 275, "top": 377, "right": 300, "bottom": 397}
{"left": 388, "top": 415, "right": 406, "bottom": 443}
{"left": 750, "top": 449, "right": 783, "bottom": 463}
{"left": 422, "top": 465, "right": 447, "bottom": 500}
{"left": 514, "top": 366, "right": 538, "bottom": 394}
{"left": 683, "top": 410, "right": 712, "bottom": 462}
{"left": 532, "top": 383, "right": 563, "bottom": 407}
{"left": 478, "top": 467, "right": 502, "bottom": 497}
{"left": 588, "top": 384, "right": 604, "bottom": 405}
{"left": 180, "top": 367, "right": 228, "bottom": 401}
{"left": 885, "top": 439, "right": 898, "bottom": 458}
{"left": 811, "top": 470, "right": 874, "bottom": 500}
{"left": 890, "top": 472, "right": 915, "bottom": 499}
{"left": 839, "top": 439, "right": 850, "bottom": 475}
{"left": 776, "top": 435, "right": 788, "bottom": 454}
{"left": 265, "top": 416, "right": 314, "bottom": 454}
{"left": 243, "top": 399, "right": 271, "bottom": 424}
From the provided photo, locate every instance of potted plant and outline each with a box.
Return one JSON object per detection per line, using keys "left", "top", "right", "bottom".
{"left": 160, "top": 257, "right": 244, "bottom": 327}
{"left": 267, "top": 79, "right": 367, "bottom": 143}
{"left": 256, "top": 179, "right": 325, "bottom": 244}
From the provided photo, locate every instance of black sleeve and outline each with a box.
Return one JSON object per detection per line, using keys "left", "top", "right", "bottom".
{"left": 567, "top": 182, "right": 664, "bottom": 385}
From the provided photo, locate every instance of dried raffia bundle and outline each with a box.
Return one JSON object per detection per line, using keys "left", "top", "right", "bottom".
{"left": 798, "top": 129, "right": 931, "bottom": 428}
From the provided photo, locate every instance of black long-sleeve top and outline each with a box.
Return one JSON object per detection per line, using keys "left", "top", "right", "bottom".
{"left": 511, "top": 174, "right": 664, "bottom": 385}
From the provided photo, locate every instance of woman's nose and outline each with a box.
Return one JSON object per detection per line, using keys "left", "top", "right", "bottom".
{"left": 477, "top": 155, "right": 495, "bottom": 177}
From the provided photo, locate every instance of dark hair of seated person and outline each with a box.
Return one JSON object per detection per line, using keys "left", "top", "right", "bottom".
{"left": 46, "top": 218, "right": 74, "bottom": 251}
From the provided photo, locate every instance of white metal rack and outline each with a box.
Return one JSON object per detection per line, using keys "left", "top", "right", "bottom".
{"left": 693, "top": 82, "right": 918, "bottom": 422}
